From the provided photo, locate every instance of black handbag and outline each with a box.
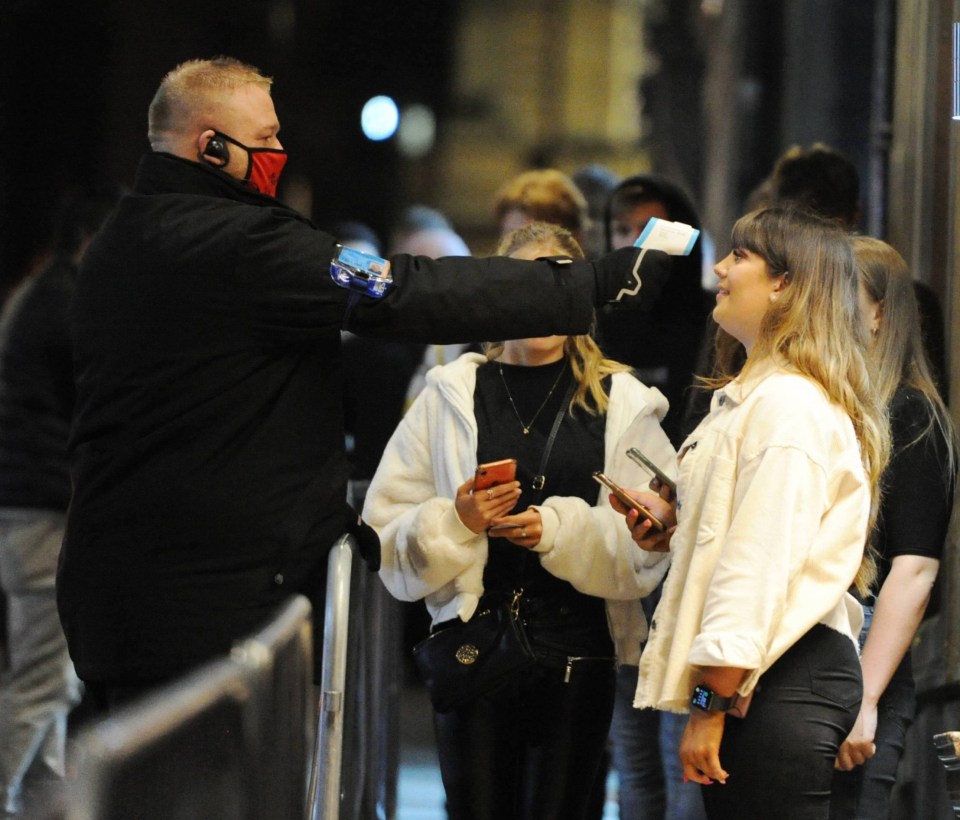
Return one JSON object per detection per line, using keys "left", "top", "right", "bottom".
{"left": 412, "top": 376, "right": 576, "bottom": 714}
{"left": 413, "top": 593, "right": 535, "bottom": 713}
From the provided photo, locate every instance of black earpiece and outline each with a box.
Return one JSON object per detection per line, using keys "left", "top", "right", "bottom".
{"left": 203, "top": 136, "right": 230, "bottom": 163}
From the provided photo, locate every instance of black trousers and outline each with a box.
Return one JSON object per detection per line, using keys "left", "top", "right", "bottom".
{"left": 433, "top": 657, "right": 616, "bottom": 820}
{"left": 702, "top": 624, "right": 862, "bottom": 820}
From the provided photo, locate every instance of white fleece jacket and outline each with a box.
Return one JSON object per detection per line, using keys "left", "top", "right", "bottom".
{"left": 363, "top": 352, "right": 675, "bottom": 665}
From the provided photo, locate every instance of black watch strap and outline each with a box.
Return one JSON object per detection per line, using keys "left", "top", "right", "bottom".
{"left": 690, "top": 683, "right": 736, "bottom": 712}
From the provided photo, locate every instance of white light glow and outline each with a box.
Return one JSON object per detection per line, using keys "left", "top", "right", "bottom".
{"left": 361, "top": 96, "right": 399, "bottom": 141}
{"left": 397, "top": 104, "right": 436, "bottom": 158}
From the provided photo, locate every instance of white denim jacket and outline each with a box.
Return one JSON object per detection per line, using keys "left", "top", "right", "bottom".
{"left": 635, "top": 358, "right": 869, "bottom": 712}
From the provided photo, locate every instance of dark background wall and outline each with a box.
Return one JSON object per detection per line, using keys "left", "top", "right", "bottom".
{"left": 0, "top": 0, "right": 457, "bottom": 293}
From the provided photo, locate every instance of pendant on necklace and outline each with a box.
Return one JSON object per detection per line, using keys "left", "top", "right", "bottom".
{"left": 523, "top": 427, "right": 530, "bottom": 435}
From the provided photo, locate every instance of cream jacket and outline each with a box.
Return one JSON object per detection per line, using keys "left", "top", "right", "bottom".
{"left": 636, "top": 359, "right": 869, "bottom": 712}
{"left": 364, "top": 352, "right": 675, "bottom": 665}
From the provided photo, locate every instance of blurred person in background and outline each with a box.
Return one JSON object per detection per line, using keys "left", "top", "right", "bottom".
{"left": 599, "top": 174, "right": 711, "bottom": 449}
{"left": 573, "top": 164, "right": 621, "bottom": 260}
{"left": 492, "top": 168, "right": 589, "bottom": 246}
{"left": 0, "top": 185, "right": 122, "bottom": 816}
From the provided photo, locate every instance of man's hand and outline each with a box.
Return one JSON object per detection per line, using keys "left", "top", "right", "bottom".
{"left": 592, "top": 247, "right": 671, "bottom": 305}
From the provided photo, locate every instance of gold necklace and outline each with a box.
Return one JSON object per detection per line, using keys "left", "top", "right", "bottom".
{"left": 498, "top": 362, "right": 567, "bottom": 435}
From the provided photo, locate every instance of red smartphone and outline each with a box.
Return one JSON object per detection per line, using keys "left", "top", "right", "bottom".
{"left": 593, "top": 471, "right": 666, "bottom": 532}
{"left": 474, "top": 458, "right": 517, "bottom": 491}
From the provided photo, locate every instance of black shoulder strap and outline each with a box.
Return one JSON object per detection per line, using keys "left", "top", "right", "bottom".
{"left": 530, "top": 375, "right": 577, "bottom": 503}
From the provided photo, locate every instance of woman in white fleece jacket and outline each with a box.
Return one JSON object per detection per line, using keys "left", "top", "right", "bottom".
{"left": 364, "top": 222, "right": 675, "bottom": 820}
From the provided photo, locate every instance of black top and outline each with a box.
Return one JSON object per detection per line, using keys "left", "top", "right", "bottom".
{"left": 875, "top": 386, "right": 955, "bottom": 589}
{"left": 0, "top": 256, "right": 77, "bottom": 510}
{"left": 57, "top": 152, "right": 606, "bottom": 684}
{"left": 474, "top": 359, "right": 613, "bottom": 663}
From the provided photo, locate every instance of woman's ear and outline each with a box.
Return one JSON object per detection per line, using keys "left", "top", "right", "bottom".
{"left": 769, "top": 272, "right": 789, "bottom": 302}
{"left": 870, "top": 299, "right": 884, "bottom": 336}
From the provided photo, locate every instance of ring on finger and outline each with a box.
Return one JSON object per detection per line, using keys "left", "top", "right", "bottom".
{"left": 520, "top": 527, "right": 527, "bottom": 538}
{"left": 487, "top": 489, "right": 493, "bottom": 500}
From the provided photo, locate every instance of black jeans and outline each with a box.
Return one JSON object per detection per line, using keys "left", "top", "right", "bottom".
{"left": 702, "top": 624, "right": 862, "bottom": 820}
{"left": 433, "top": 657, "right": 616, "bottom": 820}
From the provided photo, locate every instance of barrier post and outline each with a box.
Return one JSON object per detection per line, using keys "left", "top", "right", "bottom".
{"left": 307, "top": 534, "right": 355, "bottom": 820}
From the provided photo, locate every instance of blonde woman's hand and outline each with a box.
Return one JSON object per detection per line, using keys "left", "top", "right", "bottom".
{"left": 454, "top": 478, "right": 522, "bottom": 535}
{"left": 834, "top": 704, "right": 878, "bottom": 770}
{"left": 488, "top": 508, "right": 542, "bottom": 548}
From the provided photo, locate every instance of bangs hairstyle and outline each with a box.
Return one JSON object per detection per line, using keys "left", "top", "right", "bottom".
{"left": 148, "top": 57, "right": 272, "bottom": 149}
{"left": 710, "top": 207, "right": 890, "bottom": 595}
{"left": 485, "top": 222, "right": 630, "bottom": 415}
{"left": 852, "top": 236, "right": 956, "bottom": 478}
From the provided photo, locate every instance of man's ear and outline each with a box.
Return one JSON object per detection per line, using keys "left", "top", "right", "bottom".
{"left": 199, "top": 130, "right": 229, "bottom": 166}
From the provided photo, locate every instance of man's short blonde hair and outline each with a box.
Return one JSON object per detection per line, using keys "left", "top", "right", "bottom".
{"left": 147, "top": 57, "right": 272, "bottom": 149}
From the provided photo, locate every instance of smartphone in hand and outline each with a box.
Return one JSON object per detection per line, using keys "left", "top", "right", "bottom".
{"left": 593, "top": 471, "right": 666, "bottom": 531}
{"left": 625, "top": 447, "right": 676, "bottom": 494}
{"left": 474, "top": 458, "right": 517, "bottom": 491}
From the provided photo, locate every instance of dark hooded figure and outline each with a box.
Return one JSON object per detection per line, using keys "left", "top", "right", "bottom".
{"left": 596, "top": 174, "right": 713, "bottom": 447}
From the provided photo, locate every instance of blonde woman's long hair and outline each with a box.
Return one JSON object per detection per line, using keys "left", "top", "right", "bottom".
{"left": 852, "top": 236, "right": 956, "bottom": 478}
{"left": 486, "top": 222, "right": 631, "bottom": 415}
{"left": 708, "top": 207, "right": 890, "bottom": 594}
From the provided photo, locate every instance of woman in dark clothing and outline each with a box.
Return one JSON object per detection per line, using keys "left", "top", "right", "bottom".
{"left": 365, "top": 223, "right": 675, "bottom": 819}
{"left": 830, "top": 237, "right": 957, "bottom": 819}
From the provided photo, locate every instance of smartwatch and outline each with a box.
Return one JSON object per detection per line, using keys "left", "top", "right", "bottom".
{"left": 690, "top": 683, "right": 736, "bottom": 713}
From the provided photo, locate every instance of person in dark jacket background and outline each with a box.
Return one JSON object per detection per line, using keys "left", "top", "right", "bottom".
{"left": 56, "top": 56, "right": 665, "bottom": 712}
{"left": 596, "top": 174, "right": 712, "bottom": 449}
{"left": 0, "top": 186, "right": 121, "bottom": 816}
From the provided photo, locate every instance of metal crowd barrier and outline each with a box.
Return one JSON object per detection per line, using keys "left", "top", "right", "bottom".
{"left": 69, "top": 595, "right": 314, "bottom": 820}
{"left": 68, "top": 530, "right": 399, "bottom": 820}
{"left": 309, "top": 533, "right": 355, "bottom": 820}
{"left": 934, "top": 731, "right": 960, "bottom": 818}
{"left": 307, "top": 509, "right": 405, "bottom": 820}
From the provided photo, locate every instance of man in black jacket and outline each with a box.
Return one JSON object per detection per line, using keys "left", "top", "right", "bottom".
{"left": 56, "top": 57, "right": 666, "bottom": 707}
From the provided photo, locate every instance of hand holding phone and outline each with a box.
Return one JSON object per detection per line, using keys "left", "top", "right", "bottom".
{"left": 625, "top": 448, "right": 676, "bottom": 496}
{"left": 593, "top": 471, "right": 666, "bottom": 532}
{"left": 474, "top": 458, "right": 517, "bottom": 491}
